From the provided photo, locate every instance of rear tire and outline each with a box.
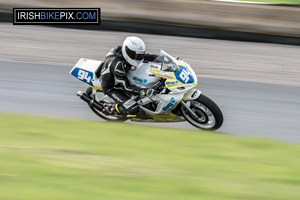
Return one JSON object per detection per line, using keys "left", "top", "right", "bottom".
{"left": 85, "top": 87, "right": 127, "bottom": 122}
{"left": 181, "top": 94, "right": 223, "bottom": 130}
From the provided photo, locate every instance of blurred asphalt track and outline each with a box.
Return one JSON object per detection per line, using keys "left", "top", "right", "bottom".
{"left": 1, "top": 59, "right": 300, "bottom": 142}
{"left": 1, "top": 23, "right": 300, "bottom": 86}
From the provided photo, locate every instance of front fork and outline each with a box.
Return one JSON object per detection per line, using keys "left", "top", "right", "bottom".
{"left": 181, "top": 89, "right": 202, "bottom": 120}
{"left": 181, "top": 101, "right": 199, "bottom": 120}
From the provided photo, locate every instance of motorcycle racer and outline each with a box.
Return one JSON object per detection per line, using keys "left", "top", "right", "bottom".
{"left": 100, "top": 36, "right": 157, "bottom": 116}
{"left": 71, "top": 48, "right": 223, "bottom": 130}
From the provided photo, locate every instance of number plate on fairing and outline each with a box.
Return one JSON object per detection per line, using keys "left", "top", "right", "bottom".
{"left": 71, "top": 68, "right": 94, "bottom": 85}
{"left": 174, "top": 65, "right": 194, "bottom": 84}
{"left": 70, "top": 58, "right": 102, "bottom": 86}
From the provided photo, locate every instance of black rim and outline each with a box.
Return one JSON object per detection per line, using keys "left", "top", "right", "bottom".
{"left": 193, "top": 108, "right": 209, "bottom": 124}
{"left": 181, "top": 100, "right": 216, "bottom": 129}
{"left": 184, "top": 102, "right": 209, "bottom": 124}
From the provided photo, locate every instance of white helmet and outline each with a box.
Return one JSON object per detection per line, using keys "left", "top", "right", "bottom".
{"left": 122, "top": 36, "right": 146, "bottom": 68}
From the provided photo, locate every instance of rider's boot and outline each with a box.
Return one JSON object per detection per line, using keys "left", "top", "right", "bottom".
{"left": 102, "top": 102, "right": 119, "bottom": 116}
{"left": 103, "top": 102, "right": 137, "bottom": 118}
{"left": 115, "top": 103, "right": 136, "bottom": 118}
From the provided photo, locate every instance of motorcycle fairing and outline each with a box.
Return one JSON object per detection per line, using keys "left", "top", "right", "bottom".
{"left": 139, "top": 93, "right": 184, "bottom": 114}
{"left": 149, "top": 59, "right": 197, "bottom": 91}
{"left": 132, "top": 112, "right": 184, "bottom": 122}
{"left": 127, "top": 63, "right": 159, "bottom": 88}
{"left": 70, "top": 58, "right": 103, "bottom": 91}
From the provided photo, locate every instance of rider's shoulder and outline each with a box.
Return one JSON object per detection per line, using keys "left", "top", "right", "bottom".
{"left": 106, "top": 46, "right": 121, "bottom": 57}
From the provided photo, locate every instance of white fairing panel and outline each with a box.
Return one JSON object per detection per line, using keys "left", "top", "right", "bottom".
{"left": 139, "top": 93, "right": 184, "bottom": 114}
{"left": 127, "top": 63, "right": 158, "bottom": 88}
{"left": 70, "top": 58, "right": 102, "bottom": 87}
{"left": 168, "top": 85, "right": 195, "bottom": 94}
{"left": 155, "top": 93, "right": 184, "bottom": 113}
{"left": 183, "top": 89, "right": 201, "bottom": 101}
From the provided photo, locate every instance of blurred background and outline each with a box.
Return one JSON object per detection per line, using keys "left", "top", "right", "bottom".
{"left": 0, "top": 0, "right": 300, "bottom": 199}
{"left": 0, "top": 0, "right": 300, "bottom": 140}
{"left": 1, "top": 0, "right": 300, "bottom": 36}
{"left": 1, "top": 0, "right": 300, "bottom": 84}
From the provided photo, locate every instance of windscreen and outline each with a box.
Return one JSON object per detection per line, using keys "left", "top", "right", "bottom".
{"left": 152, "top": 50, "right": 180, "bottom": 72}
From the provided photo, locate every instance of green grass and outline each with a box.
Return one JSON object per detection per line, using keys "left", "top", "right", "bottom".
{"left": 238, "top": 0, "right": 300, "bottom": 4}
{"left": 0, "top": 113, "right": 300, "bottom": 200}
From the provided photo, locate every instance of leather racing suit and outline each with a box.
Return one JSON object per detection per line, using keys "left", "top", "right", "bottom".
{"left": 100, "top": 46, "right": 157, "bottom": 115}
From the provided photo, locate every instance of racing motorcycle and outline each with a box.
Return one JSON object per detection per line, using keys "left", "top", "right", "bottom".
{"left": 70, "top": 50, "right": 223, "bottom": 130}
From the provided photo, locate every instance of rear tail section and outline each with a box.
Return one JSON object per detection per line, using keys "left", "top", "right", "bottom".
{"left": 70, "top": 58, "right": 103, "bottom": 90}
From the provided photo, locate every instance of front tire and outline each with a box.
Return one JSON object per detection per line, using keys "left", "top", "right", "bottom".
{"left": 181, "top": 94, "right": 223, "bottom": 130}
{"left": 85, "top": 87, "right": 127, "bottom": 122}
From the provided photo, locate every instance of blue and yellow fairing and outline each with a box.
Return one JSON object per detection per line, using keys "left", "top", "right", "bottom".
{"left": 149, "top": 59, "right": 197, "bottom": 89}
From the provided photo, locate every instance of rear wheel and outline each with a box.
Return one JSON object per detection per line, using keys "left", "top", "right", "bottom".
{"left": 181, "top": 94, "right": 223, "bottom": 130}
{"left": 85, "top": 87, "right": 127, "bottom": 122}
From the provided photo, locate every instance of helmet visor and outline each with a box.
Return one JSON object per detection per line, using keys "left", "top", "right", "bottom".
{"left": 135, "top": 52, "right": 145, "bottom": 60}
{"left": 125, "top": 46, "right": 145, "bottom": 61}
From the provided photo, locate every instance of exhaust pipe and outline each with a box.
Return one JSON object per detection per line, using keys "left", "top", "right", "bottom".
{"left": 77, "top": 91, "right": 104, "bottom": 111}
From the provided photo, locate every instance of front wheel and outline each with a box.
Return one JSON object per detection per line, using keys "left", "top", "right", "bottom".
{"left": 180, "top": 94, "right": 223, "bottom": 130}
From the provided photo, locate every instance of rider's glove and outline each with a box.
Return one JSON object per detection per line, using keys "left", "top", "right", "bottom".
{"left": 139, "top": 89, "right": 147, "bottom": 97}
{"left": 146, "top": 88, "right": 156, "bottom": 98}
{"left": 139, "top": 88, "right": 156, "bottom": 98}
